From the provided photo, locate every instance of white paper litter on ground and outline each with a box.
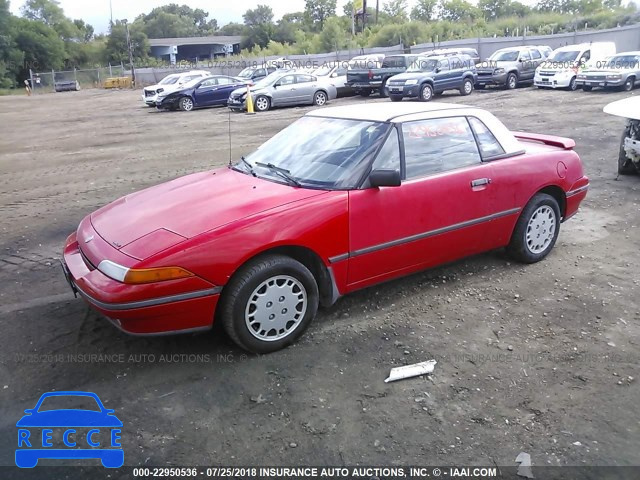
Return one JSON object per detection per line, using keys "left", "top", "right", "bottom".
{"left": 384, "top": 360, "right": 437, "bottom": 383}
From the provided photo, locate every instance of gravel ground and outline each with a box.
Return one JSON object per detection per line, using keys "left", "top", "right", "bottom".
{"left": 0, "top": 85, "right": 638, "bottom": 478}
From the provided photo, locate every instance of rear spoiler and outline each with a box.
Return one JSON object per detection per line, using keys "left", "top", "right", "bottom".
{"left": 512, "top": 132, "right": 576, "bottom": 150}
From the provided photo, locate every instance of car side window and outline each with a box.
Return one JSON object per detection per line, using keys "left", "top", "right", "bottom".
{"left": 371, "top": 129, "right": 400, "bottom": 171}
{"left": 336, "top": 67, "right": 347, "bottom": 76}
{"left": 520, "top": 51, "right": 531, "bottom": 61}
{"left": 296, "top": 75, "right": 314, "bottom": 84}
{"left": 255, "top": 69, "right": 266, "bottom": 77}
{"left": 450, "top": 57, "right": 462, "bottom": 69}
{"left": 580, "top": 50, "right": 591, "bottom": 64}
{"left": 278, "top": 75, "right": 296, "bottom": 86}
{"left": 468, "top": 117, "right": 506, "bottom": 159}
{"left": 402, "top": 117, "right": 481, "bottom": 179}
{"left": 216, "top": 77, "right": 233, "bottom": 85}
{"left": 531, "top": 49, "right": 541, "bottom": 60}
{"left": 437, "top": 59, "right": 450, "bottom": 71}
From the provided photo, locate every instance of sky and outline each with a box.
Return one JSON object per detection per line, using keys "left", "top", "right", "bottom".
{"left": 8, "top": 0, "right": 356, "bottom": 34}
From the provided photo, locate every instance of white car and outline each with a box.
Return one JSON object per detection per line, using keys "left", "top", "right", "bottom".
{"left": 310, "top": 62, "right": 351, "bottom": 96}
{"left": 534, "top": 42, "right": 616, "bottom": 90}
{"left": 141, "top": 70, "right": 211, "bottom": 107}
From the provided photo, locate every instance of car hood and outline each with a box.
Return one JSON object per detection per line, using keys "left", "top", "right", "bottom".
{"left": 90, "top": 168, "right": 327, "bottom": 248}
{"left": 17, "top": 410, "right": 123, "bottom": 427}
{"left": 582, "top": 68, "right": 627, "bottom": 74}
{"left": 389, "top": 72, "right": 433, "bottom": 81}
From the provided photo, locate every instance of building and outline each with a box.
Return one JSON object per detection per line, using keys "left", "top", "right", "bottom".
{"left": 149, "top": 36, "right": 243, "bottom": 64}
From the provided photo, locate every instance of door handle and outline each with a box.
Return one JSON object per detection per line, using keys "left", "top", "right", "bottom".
{"left": 471, "top": 178, "right": 491, "bottom": 187}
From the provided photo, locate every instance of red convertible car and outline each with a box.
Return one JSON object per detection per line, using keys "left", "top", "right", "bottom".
{"left": 62, "top": 103, "right": 588, "bottom": 353}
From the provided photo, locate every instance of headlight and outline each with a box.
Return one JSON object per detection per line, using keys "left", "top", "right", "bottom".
{"left": 156, "top": 88, "right": 164, "bottom": 94}
{"left": 405, "top": 79, "right": 418, "bottom": 85}
{"left": 98, "top": 260, "right": 194, "bottom": 284}
{"left": 606, "top": 74, "right": 621, "bottom": 80}
{"left": 494, "top": 68, "right": 505, "bottom": 74}
{"left": 577, "top": 74, "right": 586, "bottom": 79}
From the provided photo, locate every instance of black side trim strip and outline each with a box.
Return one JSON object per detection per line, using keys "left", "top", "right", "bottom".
{"left": 328, "top": 208, "right": 521, "bottom": 263}
{"left": 566, "top": 184, "right": 589, "bottom": 198}
{"left": 74, "top": 284, "right": 223, "bottom": 311}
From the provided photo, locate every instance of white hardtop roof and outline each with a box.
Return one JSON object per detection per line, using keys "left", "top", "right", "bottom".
{"left": 307, "top": 103, "right": 523, "bottom": 156}
{"left": 307, "top": 102, "right": 467, "bottom": 123}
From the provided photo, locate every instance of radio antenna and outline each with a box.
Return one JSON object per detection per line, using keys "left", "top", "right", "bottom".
{"left": 227, "top": 61, "right": 233, "bottom": 167}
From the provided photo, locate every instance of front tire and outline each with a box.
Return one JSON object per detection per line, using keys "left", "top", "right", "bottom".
{"left": 506, "top": 73, "right": 517, "bottom": 90}
{"left": 460, "top": 78, "right": 474, "bottom": 96}
{"left": 379, "top": 80, "right": 389, "bottom": 98}
{"left": 178, "top": 97, "right": 194, "bottom": 111}
{"left": 313, "top": 90, "right": 328, "bottom": 106}
{"left": 618, "top": 124, "right": 636, "bottom": 175}
{"left": 254, "top": 95, "right": 271, "bottom": 112}
{"left": 507, "top": 193, "right": 561, "bottom": 264}
{"left": 219, "top": 255, "right": 319, "bottom": 353}
{"left": 568, "top": 76, "right": 577, "bottom": 91}
{"left": 582, "top": 85, "right": 593, "bottom": 92}
{"left": 622, "top": 76, "right": 635, "bottom": 92}
{"left": 419, "top": 83, "right": 434, "bottom": 102}
{"left": 389, "top": 94, "right": 403, "bottom": 102}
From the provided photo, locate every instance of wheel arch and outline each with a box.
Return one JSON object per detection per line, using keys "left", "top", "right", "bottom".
{"left": 535, "top": 184, "right": 566, "bottom": 219}
{"left": 221, "top": 244, "right": 339, "bottom": 309}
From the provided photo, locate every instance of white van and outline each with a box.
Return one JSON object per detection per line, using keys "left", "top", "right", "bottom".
{"left": 534, "top": 42, "right": 616, "bottom": 90}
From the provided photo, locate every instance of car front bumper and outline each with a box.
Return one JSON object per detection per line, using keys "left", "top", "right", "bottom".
{"left": 142, "top": 92, "right": 159, "bottom": 105}
{"left": 61, "top": 231, "right": 220, "bottom": 336}
{"left": 387, "top": 84, "right": 420, "bottom": 97}
{"left": 475, "top": 71, "right": 508, "bottom": 86}
{"left": 575, "top": 77, "right": 624, "bottom": 88}
{"left": 227, "top": 96, "right": 247, "bottom": 110}
{"left": 534, "top": 71, "right": 575, "bottom": 88}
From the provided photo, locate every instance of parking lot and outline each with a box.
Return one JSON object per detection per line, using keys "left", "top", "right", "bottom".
{"left": 0, "top": 86, "right": 639, "bottom": 473}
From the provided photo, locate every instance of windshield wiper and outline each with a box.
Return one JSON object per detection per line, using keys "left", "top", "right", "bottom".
{"left": 231, "top": 156, "right": 256, "bottom": 176}
{"left": 255, "top": 162, "right": 302, "bottom": 187}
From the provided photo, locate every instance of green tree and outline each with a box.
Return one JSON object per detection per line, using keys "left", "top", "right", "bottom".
{"left": 136, "top": 4, "right": 219, "bottom": 38}
{"left": 105, "top": 20, "right": 149, "bottom": 63}
{"left": 219, "top": 23, "right": 244, "bottom": 36}
{"left": 12, "top": 17, "right": 66, "bottom": 73}
{"left": 439, "top": 0, "right": 480, "bottom": 21}
{"left": 411, "top": 0, "right": 438, "bottom": 21}
{"left": 242, "top": 5, "right": 274, "bottom": 49}
{"left": 383, "top": 0, "right": 409, "bottom": 21}
{"left": 318, "top": 16, "right": 347, "bottom": 51}
{"left": 305, "top": 0, "right": 337, "bottom": 30}
{"left": 73, "top": 19, "right": 94, "bottom": 42}
{"left": 21, "top": 0, "right": 79, "bottom": 39}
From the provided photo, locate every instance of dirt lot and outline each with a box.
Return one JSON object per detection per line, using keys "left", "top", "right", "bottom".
{"left": 0, "top": 85, "right": 639, "bottom": 478}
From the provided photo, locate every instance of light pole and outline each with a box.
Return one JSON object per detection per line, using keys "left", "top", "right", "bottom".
{"left": 123, "top": 20, "right": 136, "bottom": 87}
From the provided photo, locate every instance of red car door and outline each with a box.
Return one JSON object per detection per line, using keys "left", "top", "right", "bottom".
{"left": 347, "top": 116, "right": 496, "bottom": 290}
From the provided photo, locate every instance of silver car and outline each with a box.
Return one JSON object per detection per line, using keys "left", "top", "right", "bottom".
{"left": 227, "top": 71, "right": 337, "bottom": 112}
{"left": 576, "top": 52, "right": 640, "bottom": 92}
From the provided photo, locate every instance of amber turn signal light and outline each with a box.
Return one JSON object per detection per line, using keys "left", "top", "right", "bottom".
{"left": 123, "top": 266, "right": 194, "bottom": 285}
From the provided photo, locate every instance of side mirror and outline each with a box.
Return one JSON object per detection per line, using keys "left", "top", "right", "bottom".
{"left": 370, "top": 169, "right": 401, "bottom": 188}
{"left": 273, "top": 83, "right": 279, "bottom": 88}
{"left": 330, "top": 72, "right": 338, "bottom": 78}
{"left": 435, "top": 68, "right": 441, "bottom": 73}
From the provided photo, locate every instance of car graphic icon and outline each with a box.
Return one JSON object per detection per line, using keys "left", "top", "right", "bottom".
{"left": 15, "top": 391, "right": 123, "bottom": 468}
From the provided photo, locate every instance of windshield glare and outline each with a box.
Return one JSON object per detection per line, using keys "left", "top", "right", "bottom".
{"left": 159, "top": 75, "right": 179, "bottom": 85}
{"left": 313, "top": 65, "right": 333, "bottom": 76}
{"left": 253, "top": 72, "right": 282, "bottom": 88}
{"left": 408, "top": 58, "right": 437, "bottom": 72}
{"left": 240, "top": 116, "right": 390, "bottom": 189}
{"left": 605, "top": 55, "right": 639, "bottom": 69}
{"left": 491, "top": 51, "right": 519, "bottom": 62}
{"left": 549, "top": 51, "right": 579, "bottom": 63}
{"left": 237, "top": 67, "right": 254, "bottom": 78}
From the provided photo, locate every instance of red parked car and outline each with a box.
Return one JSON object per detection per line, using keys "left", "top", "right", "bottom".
{"left": 62, "top": 103, "right": 589, "bottom": 353}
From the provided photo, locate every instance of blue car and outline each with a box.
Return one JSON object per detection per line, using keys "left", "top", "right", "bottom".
{"left": 156, "top": 75, "right": 248, "bottom": 112}
{"left": 16, "top": 391, "right": 123, "bottom": 468}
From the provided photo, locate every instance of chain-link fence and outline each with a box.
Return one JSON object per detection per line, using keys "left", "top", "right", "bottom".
{"left": 30, "top": 64, "right": 128, "bottom": 93}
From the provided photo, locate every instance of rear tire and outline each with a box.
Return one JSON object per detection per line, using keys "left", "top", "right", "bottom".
{"left": 507, "top": 193, "right": 561, "bottom": 264}
{"left": 460, "top": 78, "right": 474, "bottom": 96}
{"left": 219, "top": 255, "right": 319, "bottom": 354}
{"left": 359, "top": 90, "right": 371, "bottom": 97}
{"left": 379, "top": 80, "right": 389, "bottom": 98}
{"left": 313, "top": 90, "right": 328, "bottom": 106}
{"left": 618, "top": 124, "right": 636, "bottom": 175}
{"left": 389, "top": 95, "right": 403, "bottom": 102}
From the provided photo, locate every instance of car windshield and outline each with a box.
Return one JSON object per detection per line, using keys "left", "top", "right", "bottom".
{"left": 237, "top": 116, "right": 390, "bottom": 189}
{"left": 407, "top": 58, "right": 438, "bottom": 72}
{"left": 549, "top": 50, "right": 579, "bottom": 62}
{"left": 604, "top": 55, "right": 639, "bottom": 69}
{"left": 237, "top": 67, "right": 255, "bottom": 78}
{"left": 253, "top": 72, "right": 282, "bottom": 88}
{"left": 491, "top": 50, "right": 519, "bottom": 62}
{"left": 37, "top": 395, "right": 101, "bottom": 412}
{"left": 312, "top": 65, "right": 333, "bottom": 76}
{"left": 159, "top": 75, "right": 179, "bottom": 85}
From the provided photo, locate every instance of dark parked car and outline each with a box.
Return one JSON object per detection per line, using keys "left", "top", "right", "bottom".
{"left": 387, "top": 54, "right": 477, "bottom": 102}
{"left": 347, "top": 54, "right": 420, "bottom": 97}
{"left": 156, "top": 75, "right": 248, "bottom": 111}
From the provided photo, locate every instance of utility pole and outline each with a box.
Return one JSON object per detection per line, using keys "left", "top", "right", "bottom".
{"left": 376, "top": 0, "right": 379, "bottom": 24}
{"left": 109, "top": 0, "right": 113, "bottom": 26}
{"left": 362, "top": 0, "right": 367, "bottom": 33}
{"left": 124, "top": 21, "right": 136, "bottom": 87}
